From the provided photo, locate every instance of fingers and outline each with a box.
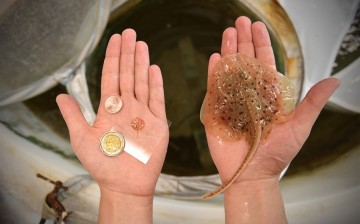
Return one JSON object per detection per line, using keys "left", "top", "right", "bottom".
{"left": 119, "top": 29, "right": 137, "bottom": 96}
{"left": 207, "top": 53, "right": 221, "bottom": 88}
{"left": 221, "top": 27, "right": 237, "bottom": 56}
{"left": 292, "top": 78, "right": 340, "bottom": 135}
{"left": 251, "top": 21, "right": 276, "bottom": 69}
{"left": 135, "top": 41, "right": 150, "bottom": 104}
{"left": 101, "top": 29, "right": 154, "bottom": 106}
{"left": 148, "top": 65, "right": 166, "bottom": 119}
{"left": 56, "top": 94, "right": 88, "bottom": 140}
{"left": 100, "top": 29, "right": 166, "bottom": 120}
{"left": 228, "top": 16, "right": 275, "bottom": 69}
{"left": 235, "top": 16, "right": 255, "bottom": 57}
{"left": 101, "top": 34, "right": 121, "bottom": 99}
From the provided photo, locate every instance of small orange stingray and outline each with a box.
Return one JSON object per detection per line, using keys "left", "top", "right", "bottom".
{"left": 131, "top": 117, "right": 145, "bottom": 139}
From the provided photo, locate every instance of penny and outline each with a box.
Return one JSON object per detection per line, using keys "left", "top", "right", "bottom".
{"left": 104, "top": 96, "right": 122, "bottom": 113}
{"left": 100, "top": 130, "right": 125, "bottom": 156}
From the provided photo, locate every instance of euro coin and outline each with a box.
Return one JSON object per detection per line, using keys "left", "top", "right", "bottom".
{"left": 100, "top": 130, "right": 125, "bottom": 156}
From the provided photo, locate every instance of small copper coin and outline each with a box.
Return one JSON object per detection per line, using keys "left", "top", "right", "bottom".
{"left": 104, "top": 96, "right": 122, "bottom": 113}
{"left": 100, "top": 130, "right": 125, "bottom": 157}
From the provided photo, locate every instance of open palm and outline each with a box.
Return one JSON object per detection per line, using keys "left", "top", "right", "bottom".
{"left": 204, "top": 17, "right": 339, "bottom": 184}
{"left": 56, "top": 29, "right": 169, "bottom": 196}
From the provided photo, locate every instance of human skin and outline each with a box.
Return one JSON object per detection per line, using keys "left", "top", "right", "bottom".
{"left": 56, "top": 16, "right": 340, "bottom": 224}
{"left": 56, "top": 29, "right": 169, "bottom": 224}
{"left": 203, "top": 16, "right": 340, "bottom": 223}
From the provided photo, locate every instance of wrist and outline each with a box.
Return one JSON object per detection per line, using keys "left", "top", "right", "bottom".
{"left": 99, "top": 187, "right": 153, "bottom": 224}
{"left": 100, "top": 186, "right": 154, "bottom": 206}
{"left": 224, "top": 177, "right": 281, "bottom": 197}
{"left": 223, "top": 177, "right": 287, "bottom": 224}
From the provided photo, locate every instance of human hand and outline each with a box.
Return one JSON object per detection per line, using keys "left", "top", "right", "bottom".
{"left": 56, "top": 29, "right": 169, "bottom": 197}
{"left": 203, "top": 16, "right": 339, "bottom": 185}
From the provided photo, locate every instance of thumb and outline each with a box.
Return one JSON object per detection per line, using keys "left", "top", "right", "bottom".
{"left": 291, "top": 78, "right": 340, "bottom": 136}
{"left": 56, "top": 94, "right": 88, "bottom": 140}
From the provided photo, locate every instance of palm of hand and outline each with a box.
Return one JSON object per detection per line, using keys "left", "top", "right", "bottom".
{"left": 73, "top": 97, "right": 168, "bottom": 195}
{"left": 206, "top": 115, "right": 303, "bottom": 183}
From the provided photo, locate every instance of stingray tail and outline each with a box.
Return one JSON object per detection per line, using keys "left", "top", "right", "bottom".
{"left": 202, "top": 125, "right": 262, "bottom": 200}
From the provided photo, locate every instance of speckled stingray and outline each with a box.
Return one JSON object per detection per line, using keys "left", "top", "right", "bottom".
{"left": 201, "top": 53, "right": 295, "bottom": 200}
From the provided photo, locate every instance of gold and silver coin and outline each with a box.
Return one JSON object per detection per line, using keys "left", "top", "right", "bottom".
{"left": 100, "top": 130, "right": 125, "bottom": 157}
{"left": 104, "top": 96, "right": 122, "bottom": 113}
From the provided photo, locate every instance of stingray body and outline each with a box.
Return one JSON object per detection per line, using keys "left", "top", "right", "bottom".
{"left": 201, "top": 53, "right": 295, "bottom": 200}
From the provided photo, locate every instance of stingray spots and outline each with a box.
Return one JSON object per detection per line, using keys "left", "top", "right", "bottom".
{"left": 201, "top": 53, "right": 295, "bottom": 142}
